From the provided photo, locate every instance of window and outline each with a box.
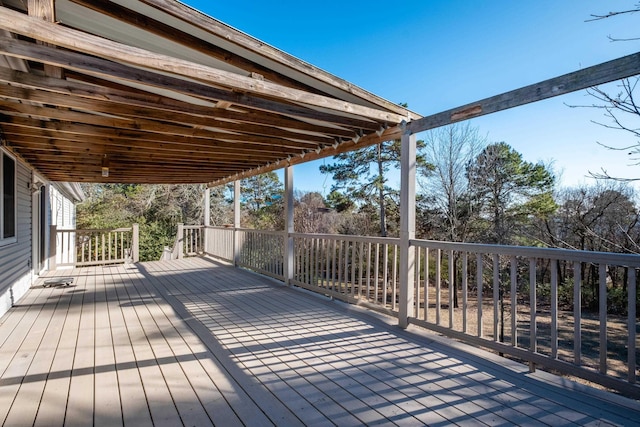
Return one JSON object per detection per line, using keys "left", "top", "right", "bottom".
{"left": 1, "top": 150, "right": 16, "bottom": 242}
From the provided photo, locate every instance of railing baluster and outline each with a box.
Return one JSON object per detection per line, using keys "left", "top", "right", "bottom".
{"left": 628, "top": 267, "right": 637, "bottom": 384}
{"left": 477, "top": 253, "right": 483, "bottom": 338}
{"left": 493, "top": 254, "right": 499, "bottom": 342}
{"left": 351, "top": 242, "right": 357, "bottom": 297}
{"left": 449, "top": 250, "right": 454, "bottom": 328}
{"left": 436, "top": 248, "right": 441, "bottom": 326}
{"left": 383, "top": 244, "right": 389, "bottom": 308}
{"left": 338, "top": 240, "right": 344, "bottom": 294}
{"left": 462, "top": 252, "right": 468, "bottom": 333}
{"left": 392, "top": 244, "right": 398, "bottom": 311}
{"left": 511, "top": 255, "right": 517, "bottom": 347}
{"left": 366, "top": 242, "right": 371, "bottom": 301}
{"left": 574, "top": 261, "right": 582, "bottom": 366}
{"left": 374, "top": 243, "right": 380, "bottom": 304}
{"left": 416, "top": 247, "right": 421, "bottom": 319}
{"left": 551, "top": 261, "right": 558, "bottom": 358}
{"left": 331, "top": 239, "right": 337, "bottom": 293}
{"left": 358, "top": 241, "right": 364, "bottom": 298}
{"left": 425, "top": 248, "right": 429, "bottom": 322}
{"left": 529, "top": 258, "right": 537, "bottom": 371}
{"left": 599, "top": 264, "right": 608, "bottom": 374}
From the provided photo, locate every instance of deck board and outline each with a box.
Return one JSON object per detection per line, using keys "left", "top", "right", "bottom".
{"left": 1, "top": 257, "right": 639, "bottom": 426}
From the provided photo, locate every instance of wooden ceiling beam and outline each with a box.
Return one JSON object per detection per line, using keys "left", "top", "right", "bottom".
{"left": 208, "top": 124, "right": 404, "bottom": 187}
{"left": 0, "top": 83, "right": 333, "bottom": 146}
{"left": 0, "top": 94, "right": 327, "bottom": 148}
{"left": 1, "top": 116, "right": 315, "bottom": 153}
{"left": 0, "top": 67, "right": 357, "bottom": 139}
{"left": 27, "top": 0, "right": 63, "bottom": 79}
{"left": 3, "top": 131, "right": 289, "bottom": 161}
{"left": 7, "top": 134, "right": 286, "bottom": 161}
{"left": 18, "top": 151, "right": 262, "bottom": 170}
{"left": 0, "top": 36, "right": 381, "bottom": 131}
{"left": 0, "top": 8, "right": 407, "bottom": 124}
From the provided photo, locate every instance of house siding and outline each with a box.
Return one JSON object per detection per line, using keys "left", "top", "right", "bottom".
{"left": 0, "top": 161, "right": 32, "bottom": 316}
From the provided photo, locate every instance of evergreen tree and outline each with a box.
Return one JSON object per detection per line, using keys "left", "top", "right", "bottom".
{"left": 466, "top": 142, "right": 556, "bottom": 244}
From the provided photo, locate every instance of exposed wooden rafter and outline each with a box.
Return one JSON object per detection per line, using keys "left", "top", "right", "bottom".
{"left": 0, "top": 7, "right": 407, "bottom": 124}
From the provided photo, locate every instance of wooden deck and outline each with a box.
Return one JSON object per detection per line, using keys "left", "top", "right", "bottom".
{"left": 0, "top": 258, "right": 638, "bottom": 426}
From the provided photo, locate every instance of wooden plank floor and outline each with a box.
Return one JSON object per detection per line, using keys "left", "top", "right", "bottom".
{"left": 1, "top": 257, "right": 638, "bottom": 426}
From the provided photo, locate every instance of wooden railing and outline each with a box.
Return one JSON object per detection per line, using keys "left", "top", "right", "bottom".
{"left": 409, "top": 239, "right": 639, "bottom": 397}
{"left": 291, "top": 233, "right": 401, "bottom": 314}
{"left": 161, "top": 224, "right": 205, "bottom": 261}
{"left": 204, "top": 226, "right": 234, "bottom": 262}
{"left": 51, "top": 224, "right": 139, "bottom": 268}
{"left": 189, "top": 225, "right": 640, "bottom": 397}
{"left": 236, "top": 229, "right": 284, "bottom": 279}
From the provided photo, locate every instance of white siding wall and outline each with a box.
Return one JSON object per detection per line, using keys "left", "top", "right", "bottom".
{"left": 0, "top": 161, "right": 32, "bottom": 317}
{"left": 0, "top": 164, "right": 80, "bottom": 318}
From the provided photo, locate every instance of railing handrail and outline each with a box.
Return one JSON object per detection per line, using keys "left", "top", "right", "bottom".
{"left": 53, "top": 224, "right": 138, "bottom": 268}
{"left": 59, "top": 227, "right": 133, "bottom": 233}
{"left": 411, "top": 238, "right": 640, "bottom": 267}
{"left": 291, "top": 232, "right": 400, "bottom": 245}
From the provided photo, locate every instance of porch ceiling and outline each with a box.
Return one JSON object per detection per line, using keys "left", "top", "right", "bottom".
{"left": 0, "top": 0, "right": 419, "bottom": 185}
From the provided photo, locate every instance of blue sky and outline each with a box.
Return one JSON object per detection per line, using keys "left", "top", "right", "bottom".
{"left": 187, "top": 0, "right": 640, "bottom": 193}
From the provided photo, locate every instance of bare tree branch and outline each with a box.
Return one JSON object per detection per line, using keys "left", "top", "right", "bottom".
{"left": 586, "top": 5, "right": 640, "bottom": 22}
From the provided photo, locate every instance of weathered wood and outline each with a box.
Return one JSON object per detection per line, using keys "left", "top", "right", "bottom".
{"left": 2, "top": 122, "right": 307, "bottom": 158}
{"left": 0, "top": 8, "right": 407, "bottom": 123}
{"left": 0, "top": 36, "right": 384, "bottom": 131}
{"left": 0, "top": 84, "right": 333, "bottom": 145}
{"left": 27, "top": 0, "right": 62, "bottom": 79}
{"left": 0, "top": 67, "right": 356, "bottom": 138}
{"left": 69, "top": 0, "right": 324, "bottom": 95}
{"left": 137, "top": 0, "right": 418, "bottom": 118}
{"left": 408, "top": 51, "right": 640, "bottom": 134}
{"left": 207, "top": 124, "right": 404, "bottom": 187}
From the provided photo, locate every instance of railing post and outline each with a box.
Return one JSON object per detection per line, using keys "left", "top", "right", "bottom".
{"left": 399, "top": 126, "right": 416, "bottom": 329}
{"left": 49, "top": 224, "right": 57, "bottom": 271}
{"left": 203, "top": 186, "right": 210, "bottom": 254}
{"left": 177, "top": 223, "right": 184, "bottom": 259}
{"left": 132, "top": 223, "right": 139, "bottom": 263}
{"left": 284, "top": 166, "right": 294, "bottom": 286}
{"left": 233, "top": 180, "right": 241, "bottom": 267}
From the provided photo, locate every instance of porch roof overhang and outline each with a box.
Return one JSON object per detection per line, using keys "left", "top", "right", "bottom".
{"left": 0, "top": 0, "right": 420, "bottom": 185}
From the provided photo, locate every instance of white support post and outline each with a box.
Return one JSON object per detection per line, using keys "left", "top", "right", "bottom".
{"left": 132, "top": 223, "right": 139, "bottom": 263}
{"left": 203, "top": 186, "right": 210, "bottom": 254}
{"left": 49, "top": 224, "right": 57, "bottom": 271}
{"left": 233, "top": 180, "right": 241, "bottom": 267}
{"left": 399, "top": 127, "right": 416, "bottom": 329}
{"left": 177, "top": 223, "right": 184, "bottom": 259}
{"left": 284, "top": 166, "right": 294, "bottom": 286}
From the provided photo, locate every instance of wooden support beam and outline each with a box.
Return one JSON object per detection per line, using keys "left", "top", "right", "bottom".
{"left": 284, "top": 166, "right": 294, "bottom": 286}
{"left": 1, "top": 116, "right": 311, "bottom": 153}
{"left": 398, "top": 127, "right": 416, "bottom": 329}
{"left": 0, "top": 7, "right": 407, "bottom": 124}
{"left": 28, "top": 0, "right": 62, "bottom": 79}
{"left": 0, "top": 93, "right": 327, "bottom": 148}
{"left": 0, "top": 35, "right": 381, "bottom": 131}
{"left": 408, "top": 51, "right": 640, "bottom": 134}
{"left": 0, "top": 67, "right": 357, "bottom": 138}
{"left": 207, "top": 125, "right": 403, "bottom": 187}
